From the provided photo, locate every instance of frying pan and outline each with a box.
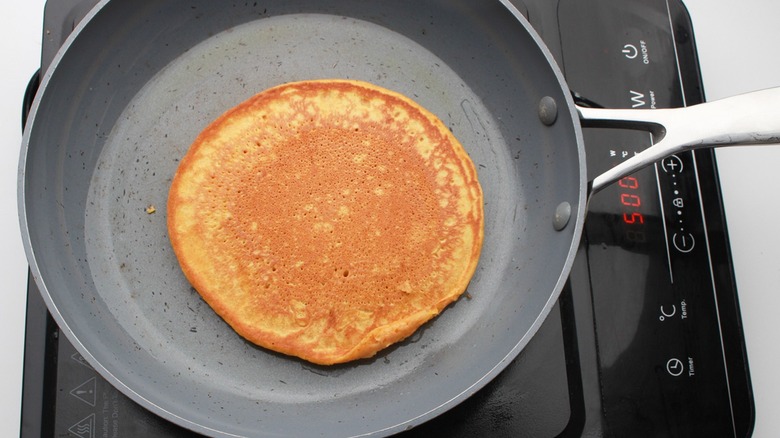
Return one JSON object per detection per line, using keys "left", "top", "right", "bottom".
{"left": 18, "top": 0, "right": 780, "bottom": 436}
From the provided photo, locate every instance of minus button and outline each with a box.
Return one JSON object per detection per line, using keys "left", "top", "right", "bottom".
{"left": 672, "top": 232, "right": 695, "bottom": 253}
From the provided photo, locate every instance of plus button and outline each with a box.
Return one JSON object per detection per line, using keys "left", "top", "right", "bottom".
{"left": 662, "top": 155, "right": 684, "bottom": 174}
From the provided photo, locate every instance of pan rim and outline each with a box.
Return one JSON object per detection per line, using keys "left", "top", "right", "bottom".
{"left": 18, "top": 0, "right": 588, "bottom": 436}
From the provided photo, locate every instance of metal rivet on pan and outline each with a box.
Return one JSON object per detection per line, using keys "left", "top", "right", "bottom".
{"left": 538, "top": 96, "right": 558, "bottom": 126}
{"left": 552, "top": 201, "right": 572, "bottom": 231}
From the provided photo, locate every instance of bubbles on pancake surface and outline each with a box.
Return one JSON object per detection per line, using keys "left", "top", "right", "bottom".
{"left": 167, "top": 79, "right": 483, "bottom": 365}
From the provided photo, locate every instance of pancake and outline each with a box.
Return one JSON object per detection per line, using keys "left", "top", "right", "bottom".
{"left": 167, "top": 79, "right": 483, "bottom": 365}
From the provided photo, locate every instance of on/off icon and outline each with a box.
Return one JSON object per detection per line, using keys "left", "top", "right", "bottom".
{"left": 622, "top": 44, "right": 638, "bottom": 59}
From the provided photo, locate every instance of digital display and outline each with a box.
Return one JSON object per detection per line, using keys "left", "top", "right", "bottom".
{"left": 587, "top": 142, "right": 658, "bottom": 250}
{"left": 617, "top": 176, "right": 646, "bottom": 243}
{"left": 580, "top": 126, "right": 662, "bottom": 253}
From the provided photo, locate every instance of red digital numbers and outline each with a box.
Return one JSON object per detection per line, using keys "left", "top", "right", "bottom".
{"left": 618, "top": 177, "right": 639, "bottom": 189}
{"left": 623, "top": 212, "right": 644, "bottom": 224}
{"left": 618, "top": 176, "right": 646, "bottom": 242}
{"left": 620, "top": 193, "right": 642, "bottom": 208}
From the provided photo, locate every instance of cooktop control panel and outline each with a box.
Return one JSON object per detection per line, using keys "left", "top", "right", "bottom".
{"left": 557, "top": 0, "right": 753, "bottom": 436}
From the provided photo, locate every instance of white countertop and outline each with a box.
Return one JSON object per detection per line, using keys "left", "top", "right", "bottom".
{"left": 2, "top": 1, "right": 47, "bottom": 436}
{"left": 1, "top": 1, "right": 778, "bottom": 436}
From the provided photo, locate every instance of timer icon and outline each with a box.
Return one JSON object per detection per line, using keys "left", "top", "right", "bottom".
{"left": 667, "top": 358, "right": 685, "bottom": 377}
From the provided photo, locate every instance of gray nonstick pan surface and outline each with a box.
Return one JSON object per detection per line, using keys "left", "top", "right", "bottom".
{"left": 19, "top": 0, "right": 780, "bottom": 436}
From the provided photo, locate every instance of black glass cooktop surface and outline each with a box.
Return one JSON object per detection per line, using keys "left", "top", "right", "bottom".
{"left": 20, "top": 1, "right": 752, "bottom": 437}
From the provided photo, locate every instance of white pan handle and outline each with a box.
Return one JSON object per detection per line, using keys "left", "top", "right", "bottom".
{"left": 577, "top": 87, "right": 780, "bottom": 194}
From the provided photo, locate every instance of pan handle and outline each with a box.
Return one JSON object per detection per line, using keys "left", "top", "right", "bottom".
{"left": 576, "top": 86, "right": 780, "bottom": 194}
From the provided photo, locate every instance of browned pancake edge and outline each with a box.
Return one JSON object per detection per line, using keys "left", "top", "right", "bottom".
{"left": 167, "top": 79, "right": 484, "bottom": 365}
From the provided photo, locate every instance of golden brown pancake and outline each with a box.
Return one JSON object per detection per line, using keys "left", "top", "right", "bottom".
{"left": 167, "top": 79, "right": 483, "bottom": 365}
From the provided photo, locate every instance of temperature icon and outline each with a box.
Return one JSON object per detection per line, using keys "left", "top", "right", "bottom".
{"left": 659, "top": 304, "right": 677, "bottom": 321}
